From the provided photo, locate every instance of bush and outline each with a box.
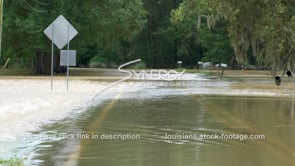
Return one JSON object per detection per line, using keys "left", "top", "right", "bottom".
{"left": 130, "top": 61, "right": 146, "bottom": 69}
{"left": 89, "top": 56, "right": 107, "bottom": 68}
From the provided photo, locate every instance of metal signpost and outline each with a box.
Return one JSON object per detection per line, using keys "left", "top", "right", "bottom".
{"left": 44, "top": 15, "right": 78, "bottom": 90}
{"left": 60, "top": 50, "right": 76, "bottom": 90}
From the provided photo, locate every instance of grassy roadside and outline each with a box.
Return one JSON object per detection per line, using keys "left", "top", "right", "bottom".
{"left": 0, "top": 157, "right": 24, "bottom": 166}
{"left": 0, "top": 69, "right": 31, "bottom": 76}
{"left": 0, "top": 67, "right": 277, "bottom": 83}
{"left": 0, "top": 68, "right": 272, "bottom": 76}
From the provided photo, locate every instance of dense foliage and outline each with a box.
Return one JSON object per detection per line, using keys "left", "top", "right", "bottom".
{"left": 170, "top": 0, "right": 295, "bottom": 71}
{"left": 2, "top": 0, "right": 146, "bottom": 69}
{"left": 1, "top": 0, "right": 295, "bottom": 72}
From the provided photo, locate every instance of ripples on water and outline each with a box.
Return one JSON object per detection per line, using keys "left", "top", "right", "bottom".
{"left": 23, "top": 95, "right": 295, "bottom": 166}
{"left": 1, "top": 76, "right": 295, "bottom": 166}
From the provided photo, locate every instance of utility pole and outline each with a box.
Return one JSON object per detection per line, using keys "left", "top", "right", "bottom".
{"left": 0, "top": 0, "right": 3, "bottom": 63}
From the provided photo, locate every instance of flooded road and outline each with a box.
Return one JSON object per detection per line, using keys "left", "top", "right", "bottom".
{"left": 32, "top": 95, "right": 295, "bottom": 166}
{"left": 0, "top": 75, "right": 295, "bottom": 165}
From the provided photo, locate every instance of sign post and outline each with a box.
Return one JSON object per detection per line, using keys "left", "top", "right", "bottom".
{"left": 44, "top": 15, "right": 78, "bottom": 90}
{"left": 60, "top": 49, "right": 76, "bottom": 89}
{"left": 67, "top": 23, "right": 70, "bottom": 90}
{"left": 51, "top": 24, "right": 54, "bottom": 90}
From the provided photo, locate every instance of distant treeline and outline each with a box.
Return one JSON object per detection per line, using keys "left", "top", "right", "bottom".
{"left": 2, "top": 0, "right": 295, "bottom": 73}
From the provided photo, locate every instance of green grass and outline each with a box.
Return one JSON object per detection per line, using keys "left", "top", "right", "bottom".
{"left": 0, "top": 69, "right": 31, "bottom": 76}
{"left": 0, "top": 157, "right": 24, "bottom": 166}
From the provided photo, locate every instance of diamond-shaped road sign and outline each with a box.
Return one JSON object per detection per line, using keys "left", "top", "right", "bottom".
{"left": 44, "top": 15, "right": 78, "bottom": 49}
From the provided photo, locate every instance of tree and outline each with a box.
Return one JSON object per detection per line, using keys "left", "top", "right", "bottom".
{"left": 256, "top": 0, "right": 295, "bottom": 73}
{"left": 170, "top": 0, "right": 295, "bottom": 72}
{"left": 2, "top": 0, "right": 146, "bottom": 71}
{"left": 132, "top": 0, "right": 183, "bottom": 68}
{"left": 169, "top": 0, "right": 234, "bottom": 67}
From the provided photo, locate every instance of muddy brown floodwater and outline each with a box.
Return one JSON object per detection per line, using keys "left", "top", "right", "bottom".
{"left": 33, "top": 95, "right": 295, "bottom": 166}
{"left": 1, "top": 74, "right": 295, "bottom": 166}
